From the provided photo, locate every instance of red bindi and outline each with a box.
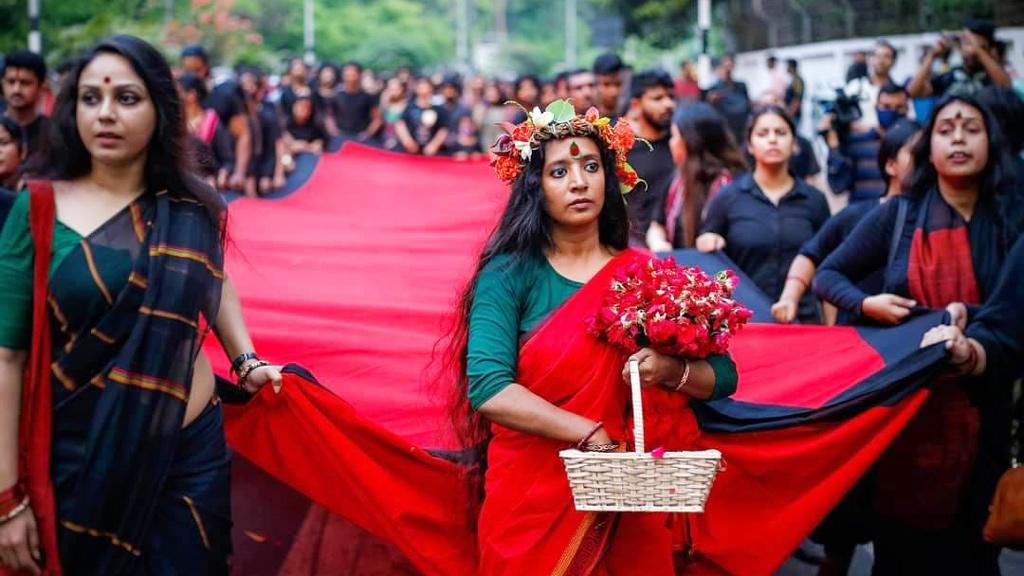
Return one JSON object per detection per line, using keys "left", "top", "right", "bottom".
{"left": 103, "top": 76, "right": 111, "bottom": 84}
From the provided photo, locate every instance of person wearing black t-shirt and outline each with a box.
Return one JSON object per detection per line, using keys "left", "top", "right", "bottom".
{"left": 180, "top": 45, "right": 252, "bottom": 191}
{"left": 624, "top": 69, "right": 676, "bottom": 247}
{"left": 1, "top": 50, "right": 50, "bottom": 174}
{"left": 440, "top": 74, "right": 479, "bottom": 157}
{"left": 337, "top": 62, "right": 382, "bottom": 143}
{"left": 395, "top": 77, "right": 449, "bottom": 156}
{"left": 314, "top": 62, "right": 342, "bottom": 141}
{"left": 279, "top": 57, "right": 312, "bottom": 119}
{"left": 285, "top": 91, "right": 327, "bottom": 156}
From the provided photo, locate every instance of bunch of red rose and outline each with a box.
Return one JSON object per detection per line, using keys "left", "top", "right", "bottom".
{"left": 587, "top": 257, "right": 753, "bottom": 357}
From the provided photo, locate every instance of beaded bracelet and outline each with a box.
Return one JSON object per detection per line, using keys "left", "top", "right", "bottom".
{"left": 582, "top": 442, "right": 619, "bottom": 453}
{"left": 237, "top": 360, "right": 270, "bottom": 388}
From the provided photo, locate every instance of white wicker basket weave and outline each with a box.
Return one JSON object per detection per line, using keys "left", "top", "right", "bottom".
{"left": 559, "top": 359, "right": 722, "bottom": 512}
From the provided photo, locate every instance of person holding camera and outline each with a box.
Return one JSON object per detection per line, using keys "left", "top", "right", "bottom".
{"left": 907, "top": 18, "right": 1011, "bottom": 99}
{"left": 844, "top": 40, "right": 902, "bottom": 130}
{"left": 823, "top": 83, "right": 910, "bottom": 204}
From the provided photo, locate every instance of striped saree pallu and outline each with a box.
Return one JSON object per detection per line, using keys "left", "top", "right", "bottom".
{"left": 37, "top": 184, "right": 225, "bottom": 574}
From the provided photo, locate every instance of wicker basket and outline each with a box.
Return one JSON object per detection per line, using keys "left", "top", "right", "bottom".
{"left": 559, "top": 359, "right": 722, "bottom": 512}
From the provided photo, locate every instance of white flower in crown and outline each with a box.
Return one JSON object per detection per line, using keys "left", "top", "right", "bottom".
{"left": 514, "top": 139, "right": 533, "bottom": 161}
{"left": 529, "top": 106, "right": 554, "bottom": 129}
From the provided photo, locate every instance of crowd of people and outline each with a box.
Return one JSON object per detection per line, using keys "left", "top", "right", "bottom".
{"left": 0, "top": 13, "right": 1021, "bottom": 576}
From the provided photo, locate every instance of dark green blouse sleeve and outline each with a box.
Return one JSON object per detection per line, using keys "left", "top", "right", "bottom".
{"left": 0, "top": 192, "right": 33, "bottom": 350}
{"left": 706, "top": 353, "right": 738, "bottom": 400}
{"left": 466, "top": 257, "right": 523, "bottom": 410}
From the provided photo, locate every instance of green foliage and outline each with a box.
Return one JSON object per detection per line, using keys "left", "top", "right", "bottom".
{"left": 596, "top": 0, "right": 694, "bottom": 50}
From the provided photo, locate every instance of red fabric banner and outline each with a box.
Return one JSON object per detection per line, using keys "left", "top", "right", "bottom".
{"left": 213, "top": 144, "right": 930, "bottom": 575}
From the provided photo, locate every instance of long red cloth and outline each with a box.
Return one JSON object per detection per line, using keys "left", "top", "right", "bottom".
{"left": 215, "top": 144, "right": 931, "bottom": 575}
{"left": 6, "top": 183, "right": 62, "bottom": 576}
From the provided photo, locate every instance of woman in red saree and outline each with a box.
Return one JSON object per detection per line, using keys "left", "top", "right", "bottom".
{"left": 446, "top": 103, "right": 739, "bottom": 575}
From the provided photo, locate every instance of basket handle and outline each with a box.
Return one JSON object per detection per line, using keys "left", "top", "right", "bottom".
{"left": 629, "top": 359, "right": 645, "bottom": 455}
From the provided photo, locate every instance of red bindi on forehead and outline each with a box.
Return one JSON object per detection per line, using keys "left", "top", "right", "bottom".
{"left": 104, "top": 76, "right": 111, "bottom": 84}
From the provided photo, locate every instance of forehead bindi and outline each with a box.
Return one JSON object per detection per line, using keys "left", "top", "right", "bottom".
{"left": 936, "top": 104, "right": 981, "bottom": 125}
{"left": 80, "top": 54, "right": 145, "bottom": 89}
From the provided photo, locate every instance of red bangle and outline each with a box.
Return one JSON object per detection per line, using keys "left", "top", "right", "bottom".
{"left": 786, "top": 275, "right": 809, "bottom": 289}
{"left": 0, "top": 484, "right": 25, "bottom": 517}
{"left": 576, "top": 421, "right": 605, "bottom": 451}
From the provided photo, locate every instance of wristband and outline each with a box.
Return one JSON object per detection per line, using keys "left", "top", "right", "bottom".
{"left": 231, "top": 352, "right": 260, "bottom": 375}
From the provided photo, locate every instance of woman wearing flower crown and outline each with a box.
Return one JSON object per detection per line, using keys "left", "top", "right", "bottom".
{"left": 446, "top": 100, "right": 739, "bottom": 575}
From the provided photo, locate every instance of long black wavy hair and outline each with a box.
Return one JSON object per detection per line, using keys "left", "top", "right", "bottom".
{"left": 48, "top": 34, "right": 225, "bottom": 223}
{"left": 441, "top": 133, "right": 629, "bottom": 508}
{"left": 906, "top": 94, "right": 1022, "bottom": 247}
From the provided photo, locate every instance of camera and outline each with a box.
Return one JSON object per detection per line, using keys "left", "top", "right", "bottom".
{"left": 817, "top": 88, "right": 863, "bottom": 137}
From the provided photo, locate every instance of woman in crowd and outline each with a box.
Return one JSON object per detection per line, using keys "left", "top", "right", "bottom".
{"left": 285, "top": 89, "right": 328, "bottom": 156}
{"left": 814, "top": 94, "right": 1022, "bottom": 573}
{"left": 647, "top": 102, "right": 747, "bottom": 251}
{"left": 475, "top": 82, "right": 510, "bottom": 155}
{"left": 509, "top": 75, "right": 541, "bottom": 123}
{"left": 0, "top": 35, "right": 282, "bottom": 575}
{"left": 773, "top": 119, "right": 922, "bottom": 325}
{"left": 379, "top": 76, "right": 408, "bottom": 151}
{"left": 0, "top": 118, "right": 26, "bottom": 225}
{"left": 448, "top": 103, "right": 737, "bottom": 574}
{"left": 177, "top": 72, "right": 223, "bottom": 186}
{"left": 696, "top": 105, "right": 831, "bottom": 323}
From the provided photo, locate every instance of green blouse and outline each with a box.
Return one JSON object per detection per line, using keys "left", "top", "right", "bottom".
{"left": 0, "top": 191, "right": 83, "bottom": 350}
{"left": 466, "top": 253, "right": 738, "bottom": 409}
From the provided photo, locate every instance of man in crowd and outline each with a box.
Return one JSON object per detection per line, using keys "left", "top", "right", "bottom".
{"left": 593, "top": 52, "right": 625, "bottom": 119}
{"left": 706, "top": 54, "right": 750, "bottom": 146}
{"left": 764, "top": 54, "right": 788, "bottom": 101}
{"left": 395, "top": 76, "right": 448, "bottom": 156}
{"left": 845, "top": 40, "right": 901, "bottom": 129}
{"left": 337, "top": 61, "right": 382, "bottom": 143}
{"left": 625, "top": 69, "right": 676, "bottom": 248}
{"left": 784, "top": 58, "right": 805, "bottom": 123}
{"left": 908, "top": 18, "right": 1011, "bottom": 98}
{"left": 824, "top": 83, "right": 910, "bottom": 203}
{"left": 2, "top": 50, "right": 50, "bottom": 168}
{"left": 675, "top": 60, "right": 701, "bottom": 103}
{"left": 439, "top": 73, "right": 476, "bottom": 156}
{"left": 180, "top": 45, "right": 252, "bottom": 191}
{"left": 566, "top": 68, "right": 597, "bottom": 112}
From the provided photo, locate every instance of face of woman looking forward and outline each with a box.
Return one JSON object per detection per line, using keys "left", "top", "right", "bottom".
{"left": 747, "top": 112, "right": 794, "bottom": 168}
{"left": 929, "top": 101, "right": 988, "bottom": 182}
{"left": 541, "top": 137, "right": 606, "bottom": 231}
{"left": 76, "top": 53, "right": 157, "bottom": 169}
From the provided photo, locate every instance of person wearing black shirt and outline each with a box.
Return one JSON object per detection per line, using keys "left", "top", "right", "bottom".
{"left": 337, "top": 62, "right": 382, "bottom": 143}
{"left": 180, "top": 45, "right": 252, "bottom": 191}
{"left": 1, "top": 50, "right": 50, "bottom": 174}
{"left": 593, "top": 52, "right": 625, "bottom": 119}
{"left": 622, "top": 69, "right": 676, "bottom": 247}
{"left": 698, "top": 106, "right": 830, "bottom": 323}
{"left": 285, "top": 91, "right": 327, "bottom": 156}
{"left": 439, "top": 74, "right": 478, "bottom": 157}
{"left": 279, "top": 57, "right": 312, "bottom": 119}
{"left": 706, "top": 54, "right": 751, "bottom": 146}
{"left": 314, "top": 62, "right": 342, "bottom": 141}
{"left": 395, "top": 77, "right": 448, "bottom": 156}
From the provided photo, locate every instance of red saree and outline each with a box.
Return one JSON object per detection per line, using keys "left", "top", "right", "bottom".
{"left": 477, "top": 248, "right": 687, "bottom": 576}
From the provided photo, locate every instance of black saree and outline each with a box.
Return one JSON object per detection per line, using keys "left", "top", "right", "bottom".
{"left": 33, "top": 182, "right": 230, "bottom": 575}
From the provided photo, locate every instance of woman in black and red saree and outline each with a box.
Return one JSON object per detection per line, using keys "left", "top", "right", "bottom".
{"left": 815, "top": 94, "right": 1024, "bottom": 574}
{"left": 0, "top": 36, "right": 281, "bottom": 575}
{"left": 446, "top": 102, "right": 739, "bottom": 575}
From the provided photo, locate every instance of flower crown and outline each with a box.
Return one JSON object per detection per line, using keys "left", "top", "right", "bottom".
{"left": 489, "top": 99, "right": 645, "bottom": 194}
